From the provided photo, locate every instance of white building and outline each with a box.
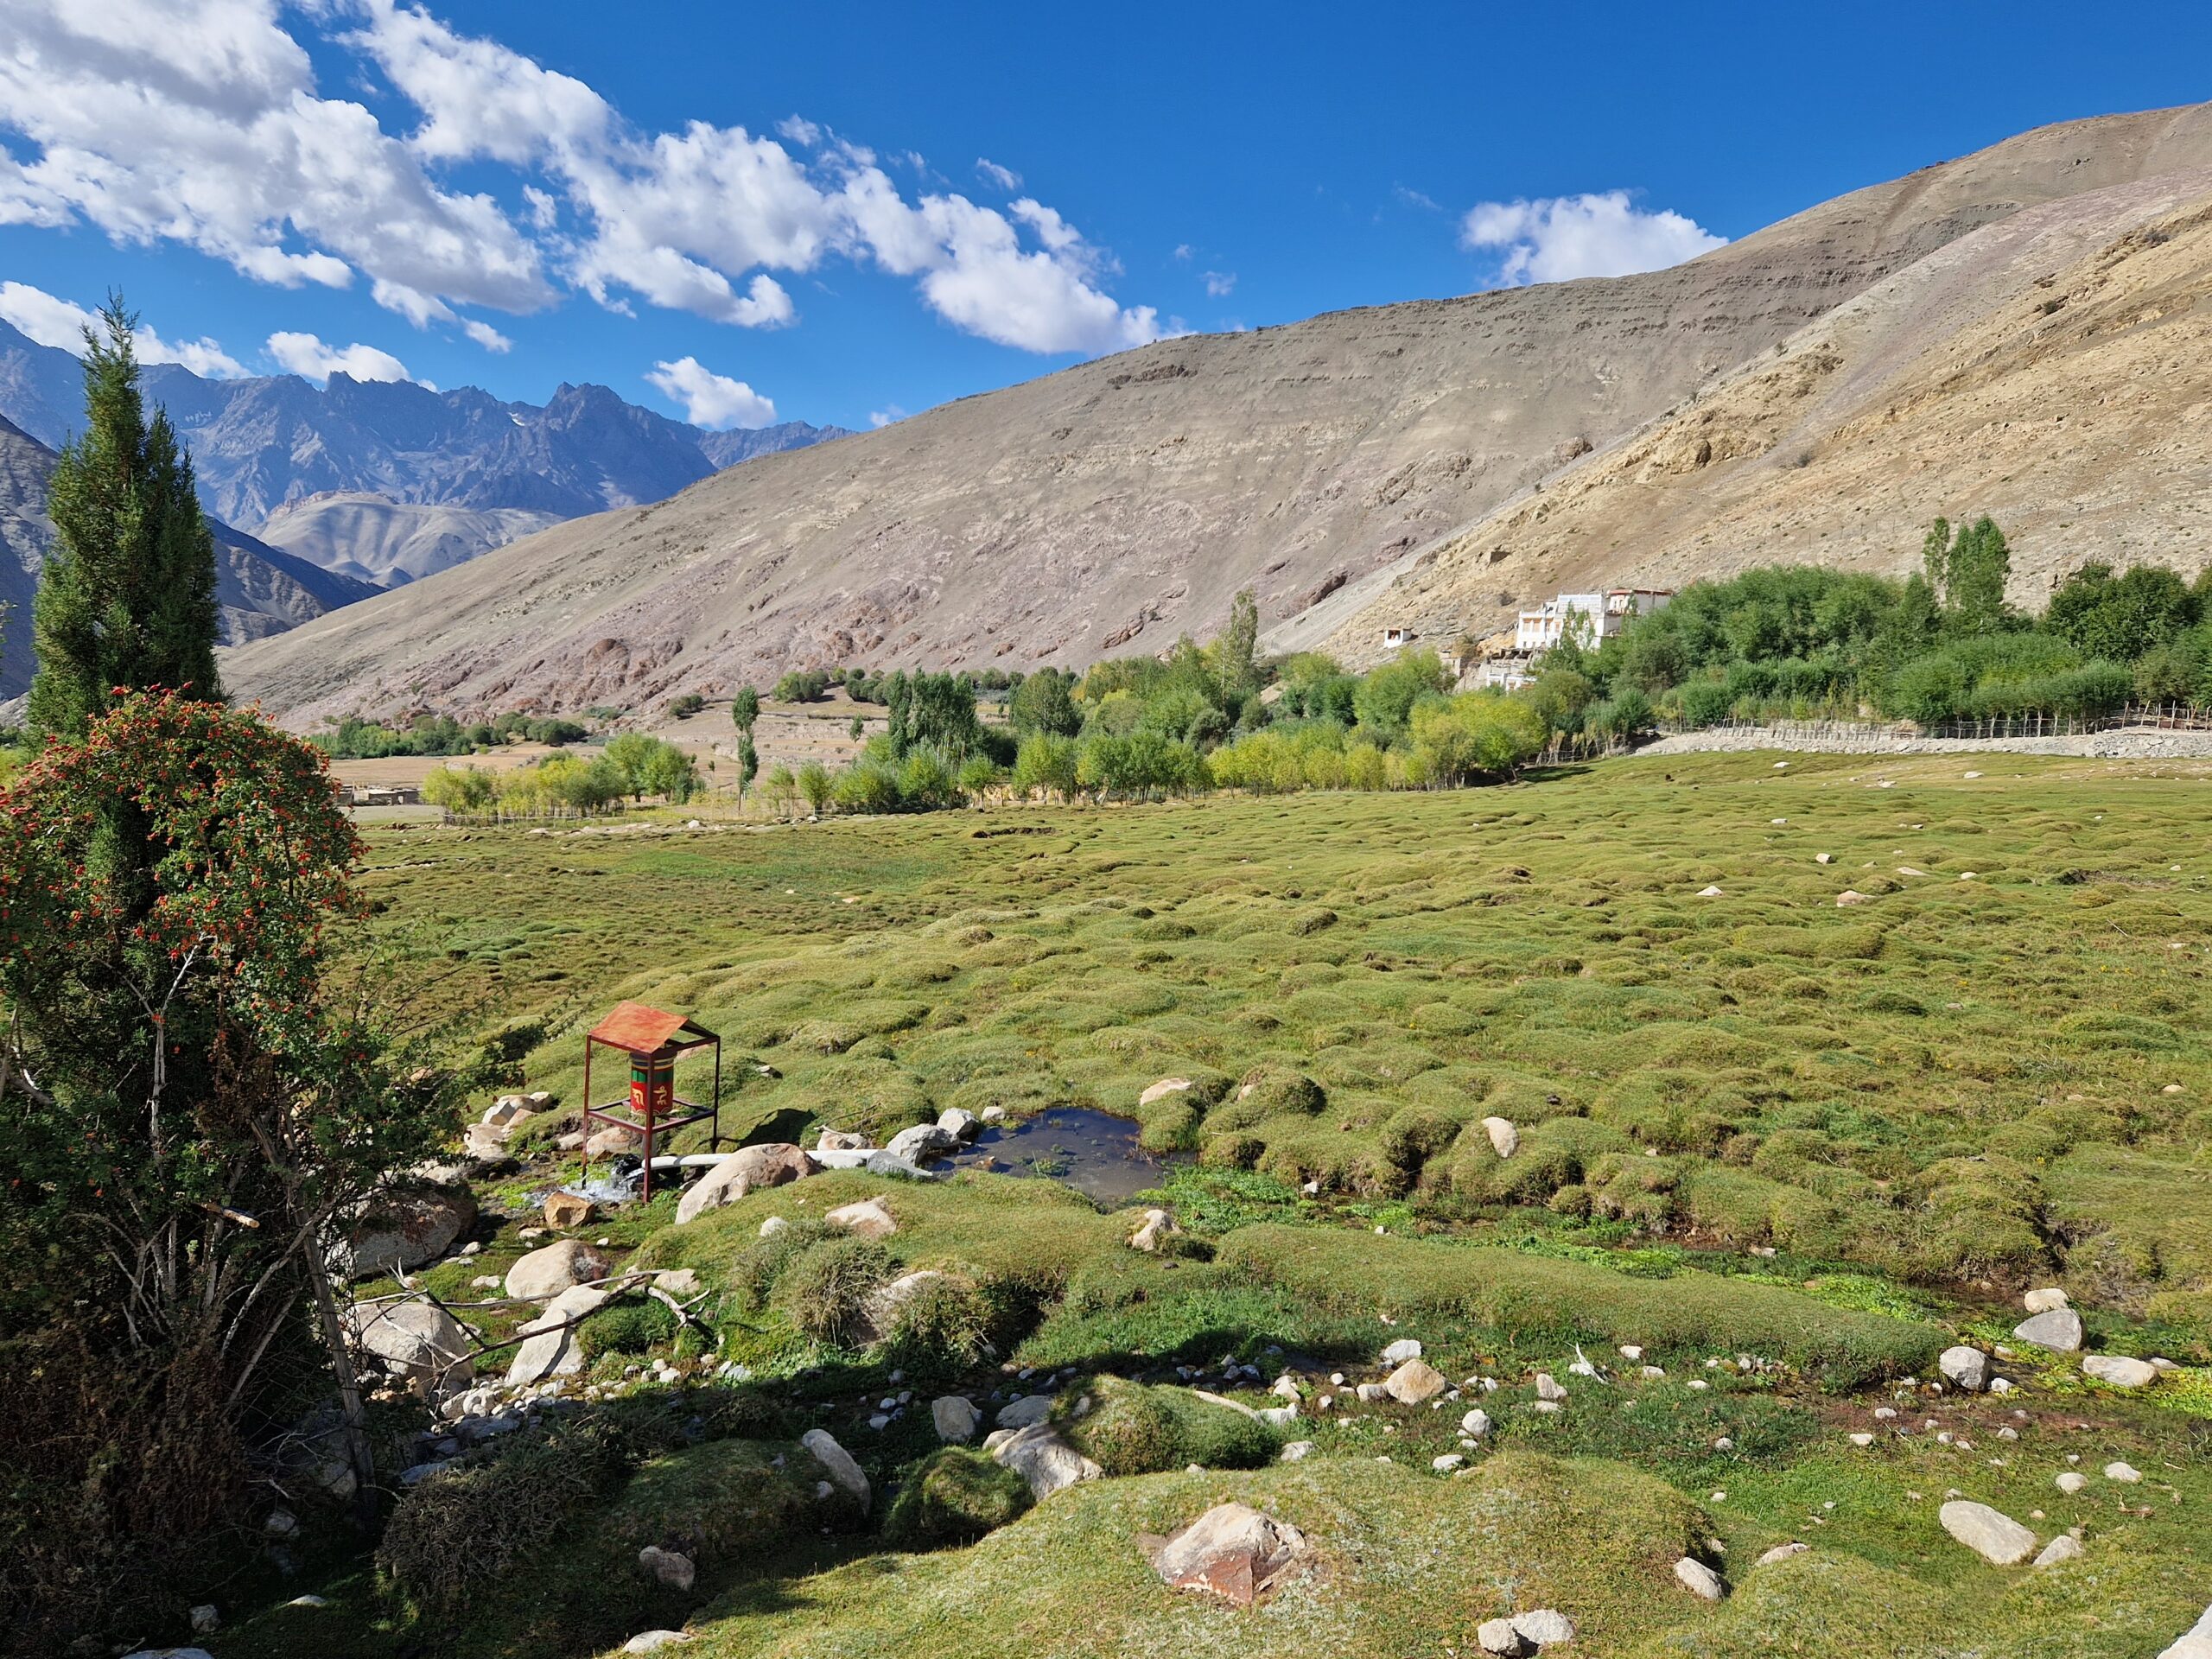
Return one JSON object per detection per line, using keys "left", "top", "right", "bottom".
{"left": 1512, "top": 588, "right": 1672, "bottom": 653}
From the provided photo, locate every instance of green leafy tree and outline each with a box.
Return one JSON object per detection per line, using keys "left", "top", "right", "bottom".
{"left": 28, "top": 297, "right": 220, "bottom": 739}
{"left": 2047, "top": 563, "right": 2196, "bottom": 662}
{"left": 731, "top": 685, "right": 760, "bottom": 734}
{"left": 1216, "top": 588, "right": 1260, "bottom": 700}
{"left": 798, "top": 760, "right": 833, "bottom": 814}
{"left": 640, "top": 741, "right": 700, "bottom": 803}
{"left": 1008, "top": 667, "right": 1081, "bottom": 736}
{"left": 1924, "top": 516, "right": 2014, "bottom": 635}
{"left": 736, "top": 734, "right": 760, "bottom": 802}
{"left": 1352, "top": 648, "right": 1451, "bottom": 735}
{"left": 603, "top": 731, "right": 658, "bottom": 798}
{"left": 1011, "top": 732, "right": 1081, "bottom": 801}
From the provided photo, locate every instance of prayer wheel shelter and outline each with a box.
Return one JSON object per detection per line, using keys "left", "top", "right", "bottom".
{"left": 581, "top": 1001, "right": 721, "bottom": 1199}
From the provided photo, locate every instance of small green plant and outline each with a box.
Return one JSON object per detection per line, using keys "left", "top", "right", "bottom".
{"left": 772, "top": 1236, "right": 893, "bottom": 1345}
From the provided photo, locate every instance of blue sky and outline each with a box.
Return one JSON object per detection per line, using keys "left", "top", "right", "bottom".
{"left": 3, "top": 1, "right": 2209, "bottom": 435}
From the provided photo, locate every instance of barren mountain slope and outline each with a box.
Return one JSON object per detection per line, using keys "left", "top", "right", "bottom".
{"left": 257, "top": 493, "right": 563, "bottom": 586}
{"left": 225, "top": 103, "right": 2212, "bottom": 721}
{"left": 1312, "top": 170, "right": 2212, "bottom": 664}
{"left": 0, "top": 416, "right": 378, "bottom": 696}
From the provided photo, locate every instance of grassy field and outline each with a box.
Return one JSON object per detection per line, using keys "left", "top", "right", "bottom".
{"left": 246, "top": 751, "right": 2212, "bottom": 1659}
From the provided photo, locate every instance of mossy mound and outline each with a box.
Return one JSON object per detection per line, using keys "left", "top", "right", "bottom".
{"left": 1065, "top": 1375, "right": 1280, "bottom": 1475}
{"left": 883, "top": 1446, "right": 1032, "bottom": 1547}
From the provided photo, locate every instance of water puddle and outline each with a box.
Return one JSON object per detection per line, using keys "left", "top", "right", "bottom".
{"left": 947, "top": 1107, "right": 1181, "bottom": 1205}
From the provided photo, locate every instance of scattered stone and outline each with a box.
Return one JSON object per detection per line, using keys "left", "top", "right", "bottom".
{"left": 2082, "top": 1355, "right": 2158, "bottom": 1389}
{"left": 1381, "top": 1338, "right": 1424, "bottom": 1364}
{"left": 1482, "top": 1116, "right": 1519, "bottom": 1159}
{"left": 1674, "top": 1558, "right": 1725, "bottom": 1599}
{"left": 1279, "top": 1440, "right": 1314, "bottom": 1462}
{"left": 1534, "top": 1372, "right": 1567, "bottom": 1402}
{"left": 802, "top": 1428, "right": 869, "bottom": 1512}
{"left": 505, "top": 1239, "right": 611, "bottom": 1301}
{"left": 1698, "top": 885, "right": 1724, "bottom": 897}
{"left": 1148, "top": 1503, "right": 1311, "bottom": 1607}
{"left": 1129, "top": 1208, "right": 1178, "bottom": 1253}
{"left": 585, "top": 1124, "right": 645, "bottom": 1157}
{"left": 1513, "top": 1608, "right": 1577, "bottom": 1646}
{"left": 758, "top": 1214, "right": 790, "bottom": 1237}
{"left": 817, "top": 1128, "right": 873, "bottom": 1152}
{"left": 2023, "top": 1287, "right": 2071, "bottom": 1314}
{"left": 652, "top": 1268, "right": 701, "bottom": 1298}
{"left": 1139, "top": 1077, "right": 1195, "bottom": 1107}
{"left": 2012, "top": 1309, "right": 2084, "bottom": 1353}
{"left": 1835, "top": 890, "right": 1869, "bottom": 906}
{"left": 1433, "top": 1453, "right": 1465, "bottom": 1473}
{"left": 937, "top": 1107, "right": 982, "bottom": 1140}
{"left": 826, "top": 1196, "right": 897, "bottom": 1239}
{"left": 1815, "top": 853, "right": 1833, "bottom": 864}
{"left": 1758, "top": 1541, "right": 1809, "bottom": 1567}
{"left": 1383, "top": 1358, "right": 1448, "bottom": 1405}
{"left": 638, "top": 1545, "right": 695, "bottom": 1592}
{"left": 2105, "top": 1461, "right": 2143, "bottom": 1484}
{"left": 675, "top": 1143, "right": 817, "bottom": 1226}
{"left": 2034, "top": 1535, "right": 2083, "bottom": 1568}
{"left": 1938, "top": 1500, "right": 2037, "bottom": 1565}
{"left": 624, "top": 1633, "right": 695, "bottom": 1654}
{"left": 1940, "top": 1346, "right": 1989, "bottom": 1391}
{"left": 932, "top": 1395, "right": 980, "bottom": 1443}
{"left": 992, "top": 1424, "right": 1101, "bottom": 1499}
{"left": 1478, "top": 1617, "right": 1529, "bottom": 1656}
{"left": 996, "top": 1393, "right": 1058, "bottom": 1429}
{"left": 885, "top": 1122, "right": 960, "bottom": 1164}
{"left": 189, "top": 1605, "right": 219, "bottom": 1635}
{"left": 1849, "top": 1433, "right": 1875, "bottom": 1447}
{"left": 1460, "top": 1408, "right": 1493, "bottom": 1437}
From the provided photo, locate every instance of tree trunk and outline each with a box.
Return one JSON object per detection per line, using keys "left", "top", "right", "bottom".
{"left": 307, "top": 1255, "right": 379, "bottom": 1529}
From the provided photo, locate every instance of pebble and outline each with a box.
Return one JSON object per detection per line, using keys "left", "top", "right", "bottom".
{"left": 2104, "top": 1461, "right": 2143, "bottom": 1484}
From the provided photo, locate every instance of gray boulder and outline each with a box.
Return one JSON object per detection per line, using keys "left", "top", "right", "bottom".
{"left": 1382, "top": 1357, "right": 1447, "bottom": 1404}
{"left": 2034, "top": 1535, "right": 2083, "bottom": 1567}
{"left": 995, "top": 1393, "right": 1057, "bottom": 1428}
{"left": 1939, "top": 1345, "right": 1989, "bottom": 1391}
{"left": 505, "top": 1238, "right": 609, "bottom": 1300}
{"left": 674, "top": 1142, "right": 816, "bottom": 1225}
{"left": 1149, "top": 1502, "right": 1310, "bottom": 1607}
{"left": 1675, "top": 1557, "right": 1726, "bottom": 1599}
{"left": 2012, "top": 1309, "right": 2084, "bottom": 1352}
{"left": 2158, "top": 1602, "right": 2212, "bottom": 1659}
{"left": 932, "top": 1395, "right": 980, "bottom": 1443}
{"left": 2081, "top": 1354, "right": 2158, "bottom": 1389}
{"left": 347, "top": 1296, "right": 474, "bottom": 1395}
{"left": 990, "top": 1423, "right": 1100, "bottom": 1498}
{"left": 505, "top": 1283, "right": 611, "bottom": 1387}
{"left": 335, "top": 1183, "right": 477, "bottom": 1280}
{"left": 885, "top": 1122, "right": 959, "bottom": 1163}
{"left": 1939, "top": 1499, "right": 2037, "bottom": 1565}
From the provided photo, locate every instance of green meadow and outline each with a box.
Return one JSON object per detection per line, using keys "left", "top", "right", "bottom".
{"left": 258, "top": 750, "right": 2212, "bottom": 1659}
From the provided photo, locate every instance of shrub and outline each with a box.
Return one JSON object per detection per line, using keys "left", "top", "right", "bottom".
{"left": 883, "top": 1447, "right": 1032, "bottom": 1547}
{"left": 883, "top": 1273, "right": 994, "bottom": 1378}
{"left": 1066, "top": 1376, "right": 1278, "bottom": 1475}
{"left": 580, "top": 1295, "right": 677, "bottom": 1361}
{"left": 773, "top": 1237, "right": 894, "bottom": 1344}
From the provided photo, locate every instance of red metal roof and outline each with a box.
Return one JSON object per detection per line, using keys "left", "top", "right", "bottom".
{"left": 587, "top": 1001, "right": 715, "bottom": 1054}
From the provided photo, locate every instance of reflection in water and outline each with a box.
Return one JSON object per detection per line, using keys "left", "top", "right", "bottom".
{"left": 948, "top": 1107, "right": 1179, "bottom": 1205}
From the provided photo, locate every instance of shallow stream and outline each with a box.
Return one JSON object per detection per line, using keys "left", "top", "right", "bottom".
{"left": 945, "top": 1107, "right": 1180, "bottom": 1205}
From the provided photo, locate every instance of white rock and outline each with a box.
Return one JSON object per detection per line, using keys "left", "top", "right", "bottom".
{"left": 1129, "top": 1208, "right": 1177, "bottom": 1253}
{"left": 990, "top": 1423, "right": 1101, "bottom": 1499}
{"left": 1139, "top": 1077, "right": 1195, "bottom": 1107}
{"left": 1460, "top": 1408, "right": 1493, "bottom": 1437}
{"left": 624, "top": 1633, "right": 695, "bottom": 1654}
{"left": 1698, "top": 885, "right": 1724, "bottom": 898}
{"left": 1757, "top": 1541, "right": 1809, "bottom": 1567}
{"left": 1383, "top": 1358, "right": 1447, "bottom": 1404}
{"left": 1618, "top": 1344, "right": 1643, "bottom": 1361}
{"left": 884, "top": 1122, "right": 959, "bottom": 1163}
{"left": 1380, "top": 1338, "right": 1424, "bottom": 1364}
{"left": 1938, "top": 1499, "right": 2037, "bottom": 1565}
{"left": 1433, "top": 1453, "right": 1465, "bottom": 1473}
{"left": 2022, "top": 1287, "right": 2070, "bottom": 1314}
{"left": 1279, "top": 1440, "right": 1314, "bottom": 1462}
{"left": 1939, "top": 1346, "right": 1989, "bottom": 1391}
{"left": 2156, "top": 1602, "right": 2212, "bottom": 1659}
{"left": 505, "top": 1283, "right": 612, "bottom": 1388}
{"left": 937, "top": 1107, "right": 982, "bottom": 1140}
{"left": 1478, "top": 1617, "right": 1528, "bottom": 1656}
{"left": 505, "top": 1239, "right": 609, "bottom": 1301}
{"left": 1675, "top": 1557, "right": 1726, "bottom": 1599}
{"left": 758, "top": 1214, "right": 789, "bottom": 1237}
{"left": 932, "top": 1395, "right": 980, "bottom": 1443}
{"left": 1512, "top": 1608, "right": 1578, "bottom": 1646}
{"left": 1534, "top": 1372, "right": 1567, "bottom": 1402}
{"left": 2105, "top": 1461, "right": 2143, "bottom": 1483}
{"left": 675, "top": 1143, "right": 817, "bottom": 1226}
{"left": 347, "top": 1297, "right": 475, "bottom": 1395}
{"left": 825, "top": 1196, "right": 897, "bottom": 1239}
{"left": 802, "top": 1428, "right": 870, "bottom": 1512}
{"left": 1849, "top": 1433, "right": 1875, "bottom": 1446}
{"left": 2034, "top": 1535, "right": 2083, "bottom": 1567}
{"left": 2082, "top": 1355, "right": 2158, "bottom": 1389}
{"left": 1482, "top": 1116, "right": 1519, "bottom": 1159}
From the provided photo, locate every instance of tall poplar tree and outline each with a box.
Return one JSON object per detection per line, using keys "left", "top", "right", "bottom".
{"left": 27, "top": 295, "right": 221, "bottom": 737}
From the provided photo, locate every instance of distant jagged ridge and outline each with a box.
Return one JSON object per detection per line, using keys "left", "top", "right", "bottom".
{"left": 0, "top": 318, "right": 849, "bottom": 536}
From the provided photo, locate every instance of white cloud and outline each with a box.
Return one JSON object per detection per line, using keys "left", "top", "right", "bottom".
{"left": 0, "top": 0, "right": 1161, "bottom": 359}
{"left": 868, "top": 404, "right": 906, "bottom": 428}
{"left": 1203, "top": 270, "right": 1236, "bottom": 297}
{"left": 0, "top": 0, "right": 551, "bottom": 316}
{"left": 975, "top": 157, "right": 1020, "bottom": 192}
{"left": 1172, "top": 243, "right": 1193, "bottom": 262}
{"left": 1459, "top": 191, "right": 1726, "bottom": 285}
{"left": 0, "top": 280, "right": 247, "bottom": 377}
{"left": 266, "top": 329, "right": 414, "bottom": 384}
{"left": 461, "top": 318, "right": 512, "bottom": 352}
{"left": 645, "top": 355, "right": 775, "bottom": 429}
